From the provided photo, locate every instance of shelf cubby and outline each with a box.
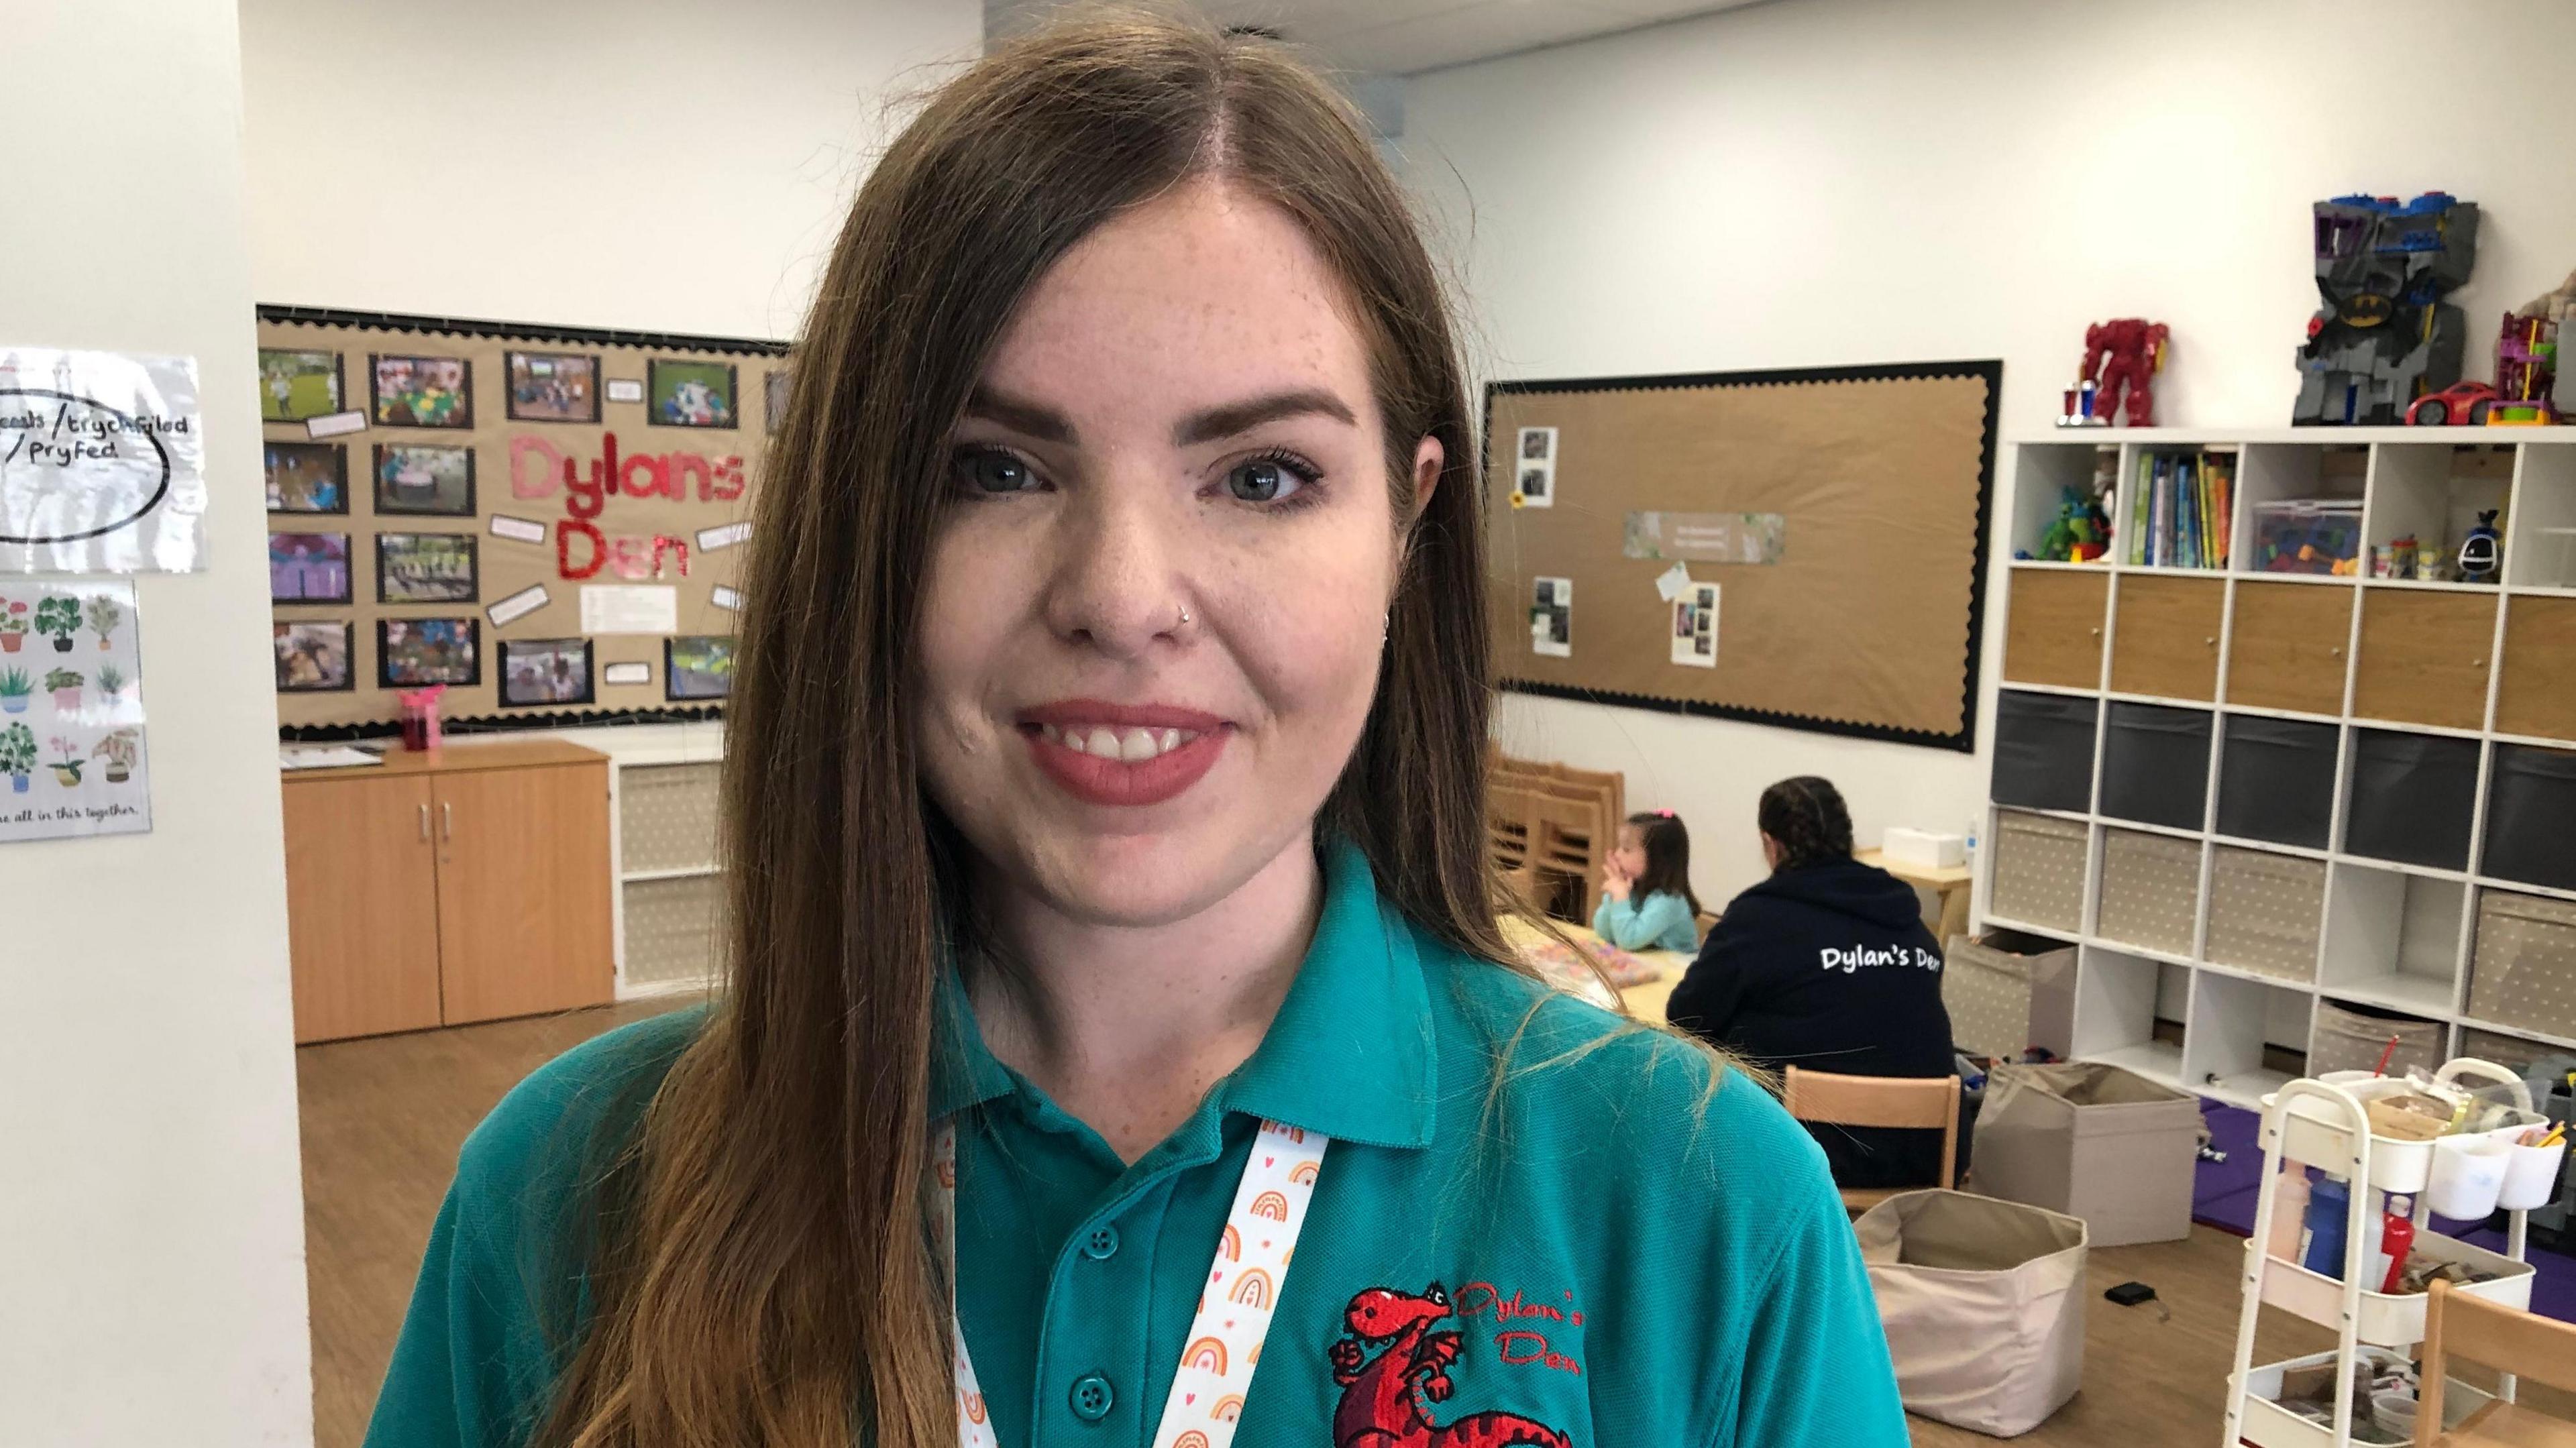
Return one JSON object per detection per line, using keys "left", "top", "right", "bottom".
{"left": 1992, "top": 690, "right": 2098, "bottom": 814}
{"left": 2098, "top": 701, "right": 2211, "bottom": 830}
{"left": 2072, "top": 945, "right": 2185, "bottom": 1087}
{"left": 2506, "top": 441, "right": 2576, "bottom": 589}
{"left": 2481, "top": 742, "right": 2576, "bottom": 891}
{"left": 2351, "top": 587, "right": 2500, "bottom": 732}
{"left": 2108, "top": 572, "right": 2225, "bottom": 700}
{"left": 2224, "top": 579, "right": 2355, "bottom": 717}
{"left": 2235, "top": 441, "right": 2365, "bottom": 578}
{"left": 2465, "top": 886, "right": 2576, "bottom": 1045}
{"left": 2363, "top": 441, "right": 2513, "bottom": 581}
{"left": 2095, "top": 826, "right": 2202, "bottom": 958}
{"left": 2184, "top": 969, "right": 2310, "bottom": 1106}
{"left": 2006, "top": 441, "right": 2118, "bottom": 561}
{"left": 2000, "top": 565, "right": 2109, "bottom": 689}
{"left": 2341, "top": 726, "right": 2480, "bottom": 871}
{"left": 2205, "top": 844, "right": 2325, "bottom": 983}
{"left": 2213, "top": 714, "right": 2339, "bottom": 849}
{"left": 2496, "top": 596, "right": 2576, "bottom": 742}
{"left": 2320, "top": 862, "right": 2465, "bottom": 1018}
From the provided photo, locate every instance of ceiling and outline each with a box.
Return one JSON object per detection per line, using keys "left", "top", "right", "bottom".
{"left": 988, "top": 0, "right": 1772, "bottom": 76}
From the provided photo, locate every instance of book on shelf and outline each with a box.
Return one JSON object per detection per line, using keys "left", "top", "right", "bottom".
{"left": 2131, "top": 450, "right": 2233, "bottom": 569}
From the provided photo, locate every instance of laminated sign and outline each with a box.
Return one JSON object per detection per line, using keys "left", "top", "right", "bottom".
{"left": 0, "top": 348, "right": 207, "bottom": 573}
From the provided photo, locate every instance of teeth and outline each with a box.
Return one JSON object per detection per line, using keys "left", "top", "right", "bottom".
{"left": 1040, "top": 723, "right": 1203, "bottom": 761}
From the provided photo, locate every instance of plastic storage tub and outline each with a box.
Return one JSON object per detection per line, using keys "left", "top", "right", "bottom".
{"left": 2252, "top": 498, "right": 2363, "bottom": 575}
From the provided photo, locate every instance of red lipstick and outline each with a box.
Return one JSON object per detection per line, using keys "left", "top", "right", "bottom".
{"left": 1016, "top": 700, "right": 1230, "bottom": 807}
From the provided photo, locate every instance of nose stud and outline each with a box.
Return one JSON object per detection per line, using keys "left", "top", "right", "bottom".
{"left": 1177, "top": 606, "right": 1192, "bottom": 629}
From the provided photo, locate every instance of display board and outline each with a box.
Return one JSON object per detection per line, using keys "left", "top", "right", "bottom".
{"left": 1484, "top": 361, "right": 2000, "bottom": 752}
{"left": 258, "top": 307, "right": 784, "bottom": 736}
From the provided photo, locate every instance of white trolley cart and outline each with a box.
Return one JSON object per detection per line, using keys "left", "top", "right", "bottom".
{"left": 2223, "top": 1059, "right": 2547, "bottom": 1447}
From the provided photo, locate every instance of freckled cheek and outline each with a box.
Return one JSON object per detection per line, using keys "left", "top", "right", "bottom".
{"left": 914, "top": 525, "right": 1026, "bottom": 757}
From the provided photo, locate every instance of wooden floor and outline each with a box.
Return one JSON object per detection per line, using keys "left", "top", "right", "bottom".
{"left": 299, "top": 997, "right": 698, "bottom": 1448}
{"left": 301, "top": 999, "right": 2564, "bottom": 1448}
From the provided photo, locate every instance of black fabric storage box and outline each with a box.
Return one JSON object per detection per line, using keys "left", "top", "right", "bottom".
{"left": 2483, "top": 744, "right": 2576, "bottom": 891}
{"left": 2215, "top": 714, "right": 2339, "bottom": 849}
{"left": 2098, "top": 703, "right": 2212, "bottom": 831}
{"left": 2343, "top": 728, "right": 2479, "bottom": 871}
{"left": 1993, "top": 692, "right": 2098, "bottom": 814}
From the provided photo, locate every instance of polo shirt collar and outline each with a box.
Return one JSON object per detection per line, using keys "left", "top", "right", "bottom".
{"left": 926, "top": 838, "right": 1437, "bottom": 1150}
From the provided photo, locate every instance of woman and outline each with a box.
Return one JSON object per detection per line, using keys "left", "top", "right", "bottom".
{"left": 1664, "top": 778, "right": 1962, "bottom": 1190}
{"left": 368, "top": 21, "right": 1902, "bottom": 1448}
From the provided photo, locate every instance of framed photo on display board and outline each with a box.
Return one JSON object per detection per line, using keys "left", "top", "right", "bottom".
{"left": 498, "top": 637, "right": 596, "bottom": 708}
{"left": 265, "top": 441, "right": 349, "bottom": 514}
{"left": 260, "top": 349, "right": 342, "bottom": 423}
{"left": 376, "top": 533, "right": 478, "bottom": 605}
{"left": 274, "top": 621, "right": 355, "bottom": 692}
{"left": 506, "top": 351, "right": 601, "bottom": 424}
{"left": 372, "top": 444, "right": 476, "bottom": 516}
{"left": 378, "top": 618, "right": 480, "bottom": 688}
{"left": 270, "top": 532, "right": 353, "bottom": 605}
{"left": 370, "top": 354, "right": 474, "bottom": 429}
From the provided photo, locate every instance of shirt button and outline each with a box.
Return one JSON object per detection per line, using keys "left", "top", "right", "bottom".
{"left": 1081, "top": 1225, "right": 1120, "bottom": 1261}
{"left": 1069, "top": 1373, "right": 1115, "bottom": 1423}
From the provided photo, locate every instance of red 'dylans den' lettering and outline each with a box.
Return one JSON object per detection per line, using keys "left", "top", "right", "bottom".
{"left": 508, "top": 431, "right": 743, "bottom": 581}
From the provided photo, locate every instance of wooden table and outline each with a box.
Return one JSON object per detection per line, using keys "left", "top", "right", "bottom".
{"left": 1859, "top": 846, "right": 1974, "bottom": 946}
{"left": 1498, "top": 915, "right": 1689, "bottom": 1026}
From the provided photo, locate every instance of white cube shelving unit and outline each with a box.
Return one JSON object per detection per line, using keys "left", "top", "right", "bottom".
{"left": 1984, "top": 427, "right": 2576, "bottom": 1110}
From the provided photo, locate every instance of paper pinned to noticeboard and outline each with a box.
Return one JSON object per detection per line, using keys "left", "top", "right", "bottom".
{"left": 1670, "top": 582, "right": 1718, "bottom": 668}
{"left": 1529, "top": 576, "right": 1571, "bottom": 657}
{"left": 1654, "top": 561, "right": 1693, "bottom": 602}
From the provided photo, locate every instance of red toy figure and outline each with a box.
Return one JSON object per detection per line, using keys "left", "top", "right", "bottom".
{"left": 2082, "top": 319, "right": 2171, "bottom": 427}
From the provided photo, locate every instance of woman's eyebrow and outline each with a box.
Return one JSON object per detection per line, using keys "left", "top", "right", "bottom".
{"left": 1174, "top": 388, "right": 1356, "bottom": 446}
{"left": 963, "top": 385, "right": 1076, "bottom": 443}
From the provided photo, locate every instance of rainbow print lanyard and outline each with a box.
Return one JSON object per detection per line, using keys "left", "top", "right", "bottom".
{"left": 934, "top": 1117, "right": 1330, "bottom": 1448}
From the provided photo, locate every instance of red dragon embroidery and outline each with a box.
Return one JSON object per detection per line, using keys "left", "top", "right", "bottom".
{"left": 1328, "top": 1283, "right": 1573, "bottom": 1448}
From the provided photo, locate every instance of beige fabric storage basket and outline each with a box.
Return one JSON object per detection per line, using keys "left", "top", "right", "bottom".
{"left": 1856, "top": 1190, "right": 2087, "bottom": 1437}
{"left": 619, "top": 761, "right": 722, "bottom": 875}
{"left": 1944, "top": 931, "right": 2077, "bottom": 1060}
{"left": 1971, "top": 1062, "right": 2201, "bottom": 1247}
{"left": 1988, "top": 812, "right": 2087, "bottom": 933}
{"left": 2470, "top": 890, "right": 2576, "bottom": 1041}
{"left": 2310, "top": 1001, "right": 2443, "bottom": 1080}
{"left": 2203, "top": 846, "right": 2324, "bottom": 982}
{"left": 2094, "top": 828, "right": 2199, "bottom": 956}
{"left": 623, "top": 873, "right": 725, "bottom": 987}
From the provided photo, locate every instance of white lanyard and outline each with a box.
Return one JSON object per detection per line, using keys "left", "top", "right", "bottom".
{"left": 934, "top": 1117, "right": 1330, "bottom": 1448}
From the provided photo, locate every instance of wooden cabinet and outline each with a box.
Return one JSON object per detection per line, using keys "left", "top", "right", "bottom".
{"left": 283, "top": 740, "right": 612, "bottom": 1044}
{"left": 2226, "top": 582, "right": 2355, "bottom": 716}
{"left": 2110, "top": 575, "right": 2226, "bottom": 701}
{"left": 2004, "top": 569, "right": 2110, "bottom": 689}
{"left": 2497, "top": 595, "right": 2576, "bottom": 743}
{"left": 2351, "top": 590, "right": 2500, "bottom": 732}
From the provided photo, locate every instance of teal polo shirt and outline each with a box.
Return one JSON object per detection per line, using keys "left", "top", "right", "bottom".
{"left": 366, "top": 841, "right": 1906, "bottom": 1448}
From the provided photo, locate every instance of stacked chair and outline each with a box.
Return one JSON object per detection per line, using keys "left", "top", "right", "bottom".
{"left": 1487, "top": 748, "right": 1623, "bottom": 924}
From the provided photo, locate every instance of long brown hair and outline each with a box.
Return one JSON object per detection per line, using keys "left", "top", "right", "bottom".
{"left": 535, "top": 15, "right": 1507, "bottom": 1447}
{"left": 1623, "top": 811, "right": 1701, "bottom": 917}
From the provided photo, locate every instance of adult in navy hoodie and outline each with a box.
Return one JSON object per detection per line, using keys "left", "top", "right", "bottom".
{"left": 1665, "top": 777, "right": 1962, "bottom": 1189}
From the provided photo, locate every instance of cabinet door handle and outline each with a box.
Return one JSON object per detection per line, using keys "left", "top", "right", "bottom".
{"left": 419, "top": 803, "right": 430, "bottom": 842}
{"left": 441, "top": 801, "right": 453, "bottom": 842}
{"left": 2328, "top": 645, "right": 2343, "bottom": 657}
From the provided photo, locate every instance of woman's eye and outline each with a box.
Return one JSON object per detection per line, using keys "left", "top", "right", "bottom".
{"left": 955, "top": 447, "right": 1040, "bottom": 496}
{"left": 1224, "top": 457, "right": 1306, "bottom": 504}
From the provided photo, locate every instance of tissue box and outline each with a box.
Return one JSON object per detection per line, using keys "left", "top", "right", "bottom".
{"left": 1886, "top": 827, "right": 1966, "bottom": 869}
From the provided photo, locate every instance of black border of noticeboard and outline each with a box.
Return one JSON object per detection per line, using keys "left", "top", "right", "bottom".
{"left": 1483, "top": 358, "right": 2001, "bottom": 754}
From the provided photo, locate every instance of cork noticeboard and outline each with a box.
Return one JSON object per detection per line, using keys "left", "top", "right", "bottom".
{"left": 258, "top": 306, "right": 784, "bottom": 736}
{"left": 1485, "top": 361, "right": 2000, "bottom": 751}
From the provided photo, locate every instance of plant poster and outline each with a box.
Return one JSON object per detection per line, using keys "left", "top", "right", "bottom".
{"left": 1, "top": 348, "right": 207, "bottom": 573}
{"left": 0, "top": 579, "right": 150, "bottom": 842}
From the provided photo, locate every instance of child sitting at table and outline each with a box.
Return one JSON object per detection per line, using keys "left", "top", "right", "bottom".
{"left": 1592, "top": 810, "right": 1703, "bottom": 953}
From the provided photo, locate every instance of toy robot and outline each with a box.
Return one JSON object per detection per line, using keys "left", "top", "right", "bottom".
{"left": 2081, "top": 319, "right": 2169, "bottom": 427}
{"left": 2295, "top": 192, "right": 2479, "bottom": 426}
{"left": 2459, "top": 508, "right": 2502, "bottom": 584}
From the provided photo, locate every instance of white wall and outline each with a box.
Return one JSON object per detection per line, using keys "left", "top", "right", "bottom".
{"left": 239, "top": 0, "right": 985, "bottom": 339}
{"left": 1402, "top": 0, "right": 2576, "bottom": 902}
{"left": 0, "top": 2, "right": 311, "bottom": 1443}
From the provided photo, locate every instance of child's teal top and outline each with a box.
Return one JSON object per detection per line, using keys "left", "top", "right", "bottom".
{"left": 364, "top": 840, "right": 1904, "bottom": 1448}
{"left": 1592, "top": 887, "right": 1701, "bottom": 954}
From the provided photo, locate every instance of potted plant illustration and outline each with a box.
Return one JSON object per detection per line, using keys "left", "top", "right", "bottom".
{"left": 0, "top": 669, "right": 30, "bottom": 715}
{"left": 44, "top": 668, "right": 83, "bottom": 712}
{"left": 85, "top": 594, "right": 122, "bottom": 651}
{"left": 46, "top": 734, "right": 83, "bottom": 787}
{"left": 33, "top": 596, "right": 80, "bottom": 653}
{"left": 92, "top": 728, "right": 138, "bottom": 784}
{"left": 0, "top": 722, "right": 34, "bottom": 793}
{"left": 0, "top": 600, "right": 26, "bottom": 653}
{"left": 97, "top": 663, "right": 128, "bottom": 704}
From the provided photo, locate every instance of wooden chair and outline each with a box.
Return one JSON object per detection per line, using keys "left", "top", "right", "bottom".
{"left": 1781, "top": 1065, "right": 1961, "bottom": 1217}
{"left": 2416, "top": 1278, "right": 2576, "bottom": 1447}
{"left": 1525, "top": 788, "right": 1609, "bottom": 922}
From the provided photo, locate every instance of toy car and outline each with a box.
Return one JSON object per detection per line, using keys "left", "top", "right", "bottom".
{"left": 2406, "top": 380, "right": 2498, "bottom": 426}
